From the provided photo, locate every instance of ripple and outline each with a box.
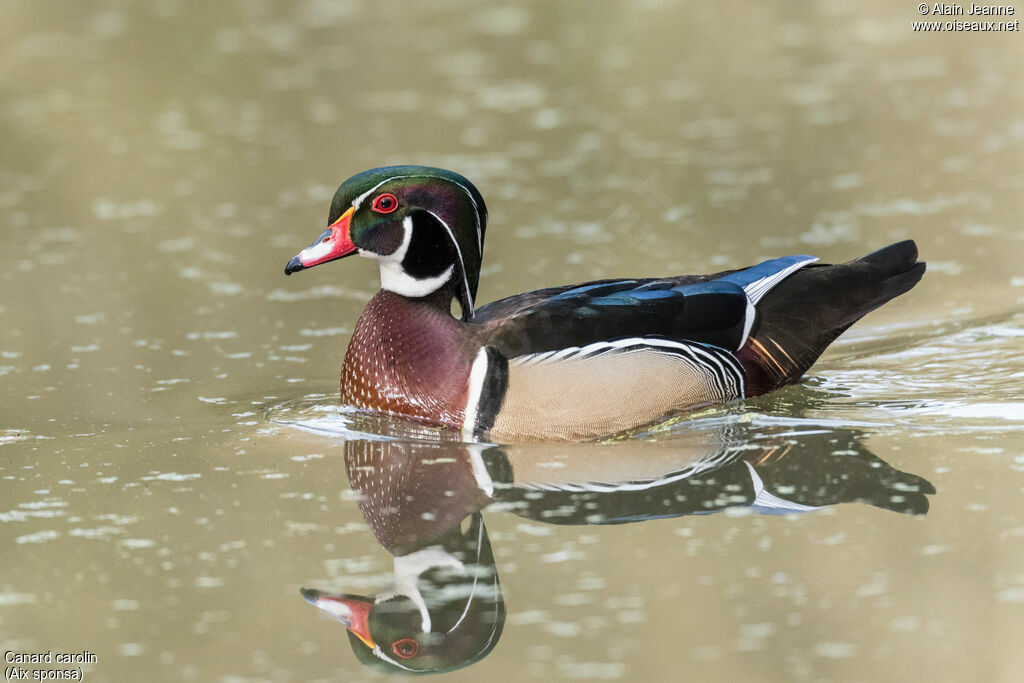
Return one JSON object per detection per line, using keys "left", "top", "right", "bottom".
{"left": 265, "top": 396, "right": 456, "bottom": 443}
{"left": 298, "top": 326, "right": 349, "bottom": 337}
{"left": 928, "top": 402, "right": 1024, "bottom": 421}
{"left": 0, "top": 429, "right": 30, "bottom": 445}
{"left": 15, "top": 530, "right": 61, "bottom": 544}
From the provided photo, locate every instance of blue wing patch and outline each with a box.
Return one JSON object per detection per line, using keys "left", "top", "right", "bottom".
{"left": 715, "top": 255, "right": 816, "bottom": 291}
{"left": 588, "top": 279, "right": 746, "bottom": 308}
{"left": 715, "top": 255, "right": 818, "bottom": 305}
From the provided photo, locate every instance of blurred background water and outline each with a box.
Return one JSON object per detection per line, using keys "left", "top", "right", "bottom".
{"left": 1, "top": 1, "right": 1022, "bottom": 681}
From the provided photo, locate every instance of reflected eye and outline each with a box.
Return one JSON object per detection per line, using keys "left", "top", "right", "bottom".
{"left": 371, "top": 193, "right": 398, "bottom": 214}
{"left": 392, "top": 638, "right": 418, "bottom": 659}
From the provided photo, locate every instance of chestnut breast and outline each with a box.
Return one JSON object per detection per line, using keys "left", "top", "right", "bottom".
{"left": 341, "top": 290, "right": 477, "bottom": 428}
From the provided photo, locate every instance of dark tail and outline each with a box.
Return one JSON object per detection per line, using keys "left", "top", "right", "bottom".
{"left": 738, "top": 240, "right": 926, "bottom": 395}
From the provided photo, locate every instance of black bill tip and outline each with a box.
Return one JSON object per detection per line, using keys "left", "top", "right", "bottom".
{"left": 285, "top": 256, "right": 304, "bottom": 275}
{"left": 299, "top": 587, "right": 320, "bottom": 604}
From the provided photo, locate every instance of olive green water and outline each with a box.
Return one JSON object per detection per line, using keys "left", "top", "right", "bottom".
{"left": 2, "top": 2, "right": 1023, "bottom": 681}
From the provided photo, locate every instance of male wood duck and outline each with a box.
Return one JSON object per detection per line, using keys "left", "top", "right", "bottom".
{"left": 285, "top": 165, "right": 925, "bottom": 442}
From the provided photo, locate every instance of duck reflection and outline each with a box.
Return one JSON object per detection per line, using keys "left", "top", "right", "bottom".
{"left": 302, "top": 424, "right": 934, "bottom": 674}
{"left": 302, "top": 443, "right": 505, "bottom": 674}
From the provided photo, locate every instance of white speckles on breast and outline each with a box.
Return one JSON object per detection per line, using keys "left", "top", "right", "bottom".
{"left": 339, "top": 291, "right": 474, "bottom": 428}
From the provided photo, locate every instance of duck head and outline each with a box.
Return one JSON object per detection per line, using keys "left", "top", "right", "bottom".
{"left": 301, "top": 514, "right": 505, "bottom": 675}
{"left": 284, "top": 165, "right": 488, "bottom": 321}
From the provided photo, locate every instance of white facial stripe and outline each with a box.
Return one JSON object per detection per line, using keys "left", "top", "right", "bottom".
{"left": 361, "top": 213, "right": 469, "bottom": 306}
{"left": 371, "top": 215, "right": 454, "bottom": 297}
{"left": 350, "top": 174, "right": 481, "bottom": 235}
{"left": 352, "top": 176, "right": 408, "bottom": 210}
{"left": 425, "top": 210, "right": 474, "bottom": 317}
{"left": 444, "top": 177, "right": 483, "bottom": 254}
{"left": 393, "top": 215, "right": 414, "bottom": 262}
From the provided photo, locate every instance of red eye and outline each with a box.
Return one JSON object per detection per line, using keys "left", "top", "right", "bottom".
{"left": 392, "top": 638, "right": 418, "bottom": 659}
{"left": 371, "top": 193, "right": 398, "bottom": 214}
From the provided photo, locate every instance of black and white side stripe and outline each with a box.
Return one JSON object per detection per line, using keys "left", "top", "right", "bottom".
{"left": 509, "top": 337, "right": 746, "bottom": 400}
{"left": 463, "top": 346, "right": 509, "bottom": 439}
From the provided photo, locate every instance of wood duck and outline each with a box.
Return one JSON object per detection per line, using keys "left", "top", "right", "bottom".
{"left": 285, "top": 166, "right": 926, "bottom": 442}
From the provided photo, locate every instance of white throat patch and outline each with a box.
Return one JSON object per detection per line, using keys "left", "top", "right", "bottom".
{"left": 369, "top": 216, "right": 455, "bottom": 298}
